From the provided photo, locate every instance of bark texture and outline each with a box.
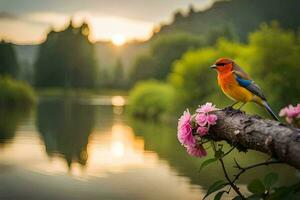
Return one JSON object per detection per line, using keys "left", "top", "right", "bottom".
{"left": 209, "top": 107, "right": 300, "bottom": 169}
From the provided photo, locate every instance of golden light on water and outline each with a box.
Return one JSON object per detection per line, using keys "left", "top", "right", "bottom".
{"left": 111, "top": 141, "right": 125, "bottom": 157}
{"left": 0, "top": 109, "right": 207, "bottom": 199}
{"left": 111, "top": 96, "right": 126, "bottom": 106}
{"left": 111, "top": 34, "right": 126, "bottom": 46}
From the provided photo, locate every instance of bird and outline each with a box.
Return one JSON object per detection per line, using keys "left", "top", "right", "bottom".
{"left": 210, "top": 58, "right": 279, "bottom": 121}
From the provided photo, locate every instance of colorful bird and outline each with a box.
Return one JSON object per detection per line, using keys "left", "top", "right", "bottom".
{"left": 210, "top": 58, "right": 279, "bottom": 121}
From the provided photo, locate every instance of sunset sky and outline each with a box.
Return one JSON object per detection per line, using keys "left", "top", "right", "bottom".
{"left": 0, "top": 0, "right": 213, "bottom": 44}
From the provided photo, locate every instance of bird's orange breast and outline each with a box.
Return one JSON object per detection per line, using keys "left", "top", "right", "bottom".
{"left": 218, "top": 72, "right": 254, "bottom": 102}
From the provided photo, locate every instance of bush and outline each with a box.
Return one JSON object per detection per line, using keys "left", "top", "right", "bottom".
{"left": 0, "top": 76, "right": 36, "bottom": 109}
{"left": 128, "top": 81, "right": 174, "bottom": 120}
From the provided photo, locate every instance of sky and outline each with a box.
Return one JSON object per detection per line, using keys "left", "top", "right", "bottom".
{"left": 0, "top": 0, "right": 213, "bottom": 44}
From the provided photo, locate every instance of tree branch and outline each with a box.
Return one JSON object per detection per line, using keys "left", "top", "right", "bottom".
{"left": 211, "top": 142, "right": 245, "bottom": 199}
{"left": 232, "top": 159, "right": 282, "bottom": 184}
{"left": 209, "top": 107, "right": 300, "bottom": 169}
{"left": 219, "top": 158, "right": 246, "bottom": 199}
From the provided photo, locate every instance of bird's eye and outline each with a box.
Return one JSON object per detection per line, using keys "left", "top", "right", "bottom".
{"left": 216, "top": 63, "right": 225, "bottom": 66}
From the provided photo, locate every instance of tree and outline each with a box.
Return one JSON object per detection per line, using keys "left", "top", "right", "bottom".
{"left": 245, "top": 22, "right": 300, "bottom": 111}
{"left": 130, "top": 33, "right": 204, "bottom": 84}
{"left": 112, "top": 58, "right": 126, "bottom": 89}
{"left": 130, "top": 54, "right": 156, "bottom": 85}
{"left": 34, "top": 21, "right": 98, "bottom": 88}
{"left": 0, "top": 41, "right": 19, "bottom": 78}
{"left": 150, "top": 34, "right": 203, "bottom": 80}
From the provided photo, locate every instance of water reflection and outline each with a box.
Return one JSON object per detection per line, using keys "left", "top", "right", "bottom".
{"left": 0, "top": 97, "right": 299, "bottom": 200}
{"left": 37, "top": 99, "right": 95, "bottom": 168}
{"left": 0, "top": 107, "right": 31, "bottom": 145}
{"left": 33, "top": 98, "right": 158, "bottom": 178}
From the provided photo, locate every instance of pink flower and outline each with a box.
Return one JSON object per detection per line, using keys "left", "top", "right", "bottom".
{"left": 186, "top": 145, "right": 207, "bottom": 157}
{"left": 178, "top": 109, "right": 191, "bottom": 128}
{"left": 177, "top": 110, "right": 195, "bottom": 147}
{"left": 195, "top": 113, "right": 207, "bottom": 126}
{"left": 197, "top": 127, "right": 208, "bottom": 136}
{"left": 207, "top": 114, "right": 218, "bottom": 125}
{"left": 177, "top": 103, "right": 219, "bottom": 158}
{"left": 279, "top": 104, "right": 300, "bottom": 124}
{"left": 196, "top": 102, "right": 217, "bottom": 113}
{"left": 279, "top": 107, "right": 287, "bottom": 117}
{"left": 295, "top": 104, "right": 300, "bottom": 118}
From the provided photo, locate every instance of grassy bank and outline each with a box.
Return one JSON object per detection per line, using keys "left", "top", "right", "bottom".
{"left": 0, "top": 76, "right": 36, "bottom": 109}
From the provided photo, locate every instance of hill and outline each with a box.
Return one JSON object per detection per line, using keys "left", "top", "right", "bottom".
{"left": 155, "top": 0, "right": 300, "bottom": 41}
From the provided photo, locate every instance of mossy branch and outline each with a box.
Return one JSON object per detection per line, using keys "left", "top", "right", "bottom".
{"left": 209, "top": 107, "right": 300, "bottom": 169}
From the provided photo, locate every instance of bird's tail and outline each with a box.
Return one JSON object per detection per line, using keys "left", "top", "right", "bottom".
{"left": 262, "top": 101, "right": 279, "bottom": 121}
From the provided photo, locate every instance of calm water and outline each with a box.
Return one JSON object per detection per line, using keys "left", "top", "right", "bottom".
{"left": 0, "top": 96, "right": 299, "bottom": 200}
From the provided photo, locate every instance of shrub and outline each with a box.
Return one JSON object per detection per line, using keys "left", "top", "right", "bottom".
{"left": 0, "top": 76, "right": 36, "bottom": 109}
{"left": 128, "top": 81, "right": 174, "bottom": 120}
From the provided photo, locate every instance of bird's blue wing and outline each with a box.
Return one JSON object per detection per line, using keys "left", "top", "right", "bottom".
{"left": 235, "top": 75, "right": 267, "bottom": 101}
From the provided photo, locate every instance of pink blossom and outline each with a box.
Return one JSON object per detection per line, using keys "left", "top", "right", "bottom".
{"left": 177, "top": 110, "right": 195, "bottom": 147}
{"left": 178, "top": 110, "right": 191, "bottom": 128}
{"left": 196, "top": 102, "right": 217, "bottom": 113}
{"left": 186, "top": 145, "right": 207, "bottom": 157}
{"left": 197, "top": 127, "right": 208, "bottom": 136}
{"left": 177, "top": 103, "right": 219, "bottom": 158}
{"left": 195, "top": 113, "right": 207, "bottom": 126}
{"left": 207, "top": 114, "right": 218, "bottom": 125}
{"left": 279, "top": 107, "right": 287, "bottom": 117}
{"left": 295, "top": 104, "right": 300, "bottom": 118}
{"left": 279, "top": 104, "right": 300, "bottom": 124}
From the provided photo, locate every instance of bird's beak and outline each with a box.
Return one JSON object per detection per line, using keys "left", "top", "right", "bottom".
{"left": 210, "top": 64, "right": 217, "bottom": 69}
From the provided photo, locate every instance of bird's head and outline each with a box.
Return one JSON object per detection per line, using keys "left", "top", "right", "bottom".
{"left": 210, "top": 58, "right": 234, "bottom": 73}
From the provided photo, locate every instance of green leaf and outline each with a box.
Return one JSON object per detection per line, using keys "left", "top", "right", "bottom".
{"left": 214, "top": 191, "right": 225, "bottom": 200}
{"left": 203, "top": 180, "right": 227, "bottom": 200}
{"left": 264, "top": 172, "right": 279, "bottom": 189}
{"left": 248, "top": 179, "right": 265, "bottom": 195}
{"left": 199, "top": 158, "right": 217, "bottom": 171}
{"left": 266, "top": 185, "right": 298, "bottom": 200}
{"left": 266, "top": 188, "right": 287, "bottom": 200}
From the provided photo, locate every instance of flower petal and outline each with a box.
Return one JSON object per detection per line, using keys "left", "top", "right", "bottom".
{"left": 197, "top": 126, "right": 208, "bottom": 136}
{"left": 207, "top": 114, "right": 218, "bottom": 125}
{"left": 186, "top": 145, "right": 207, "bottom": 157}
{"left": 195, "top": 113, "right": 207, "bottom": 126}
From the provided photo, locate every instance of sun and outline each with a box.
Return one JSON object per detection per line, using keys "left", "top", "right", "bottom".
{"left": 111, "top": 34, "right": 126, "bottom": 46}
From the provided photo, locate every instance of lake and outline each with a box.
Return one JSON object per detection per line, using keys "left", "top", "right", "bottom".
{"left": 0, "top": 96, "right": 298, "bottom": 200}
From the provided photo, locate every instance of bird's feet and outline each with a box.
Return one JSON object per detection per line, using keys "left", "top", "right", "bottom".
{"left": 224, "top": 106, "right": 243, "bottom": 116}
{"left": 224, "top": 106, "right": 234, "bottom": 114}
{"left": 223, "top": 101, "right": 239, "bottom": 112}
